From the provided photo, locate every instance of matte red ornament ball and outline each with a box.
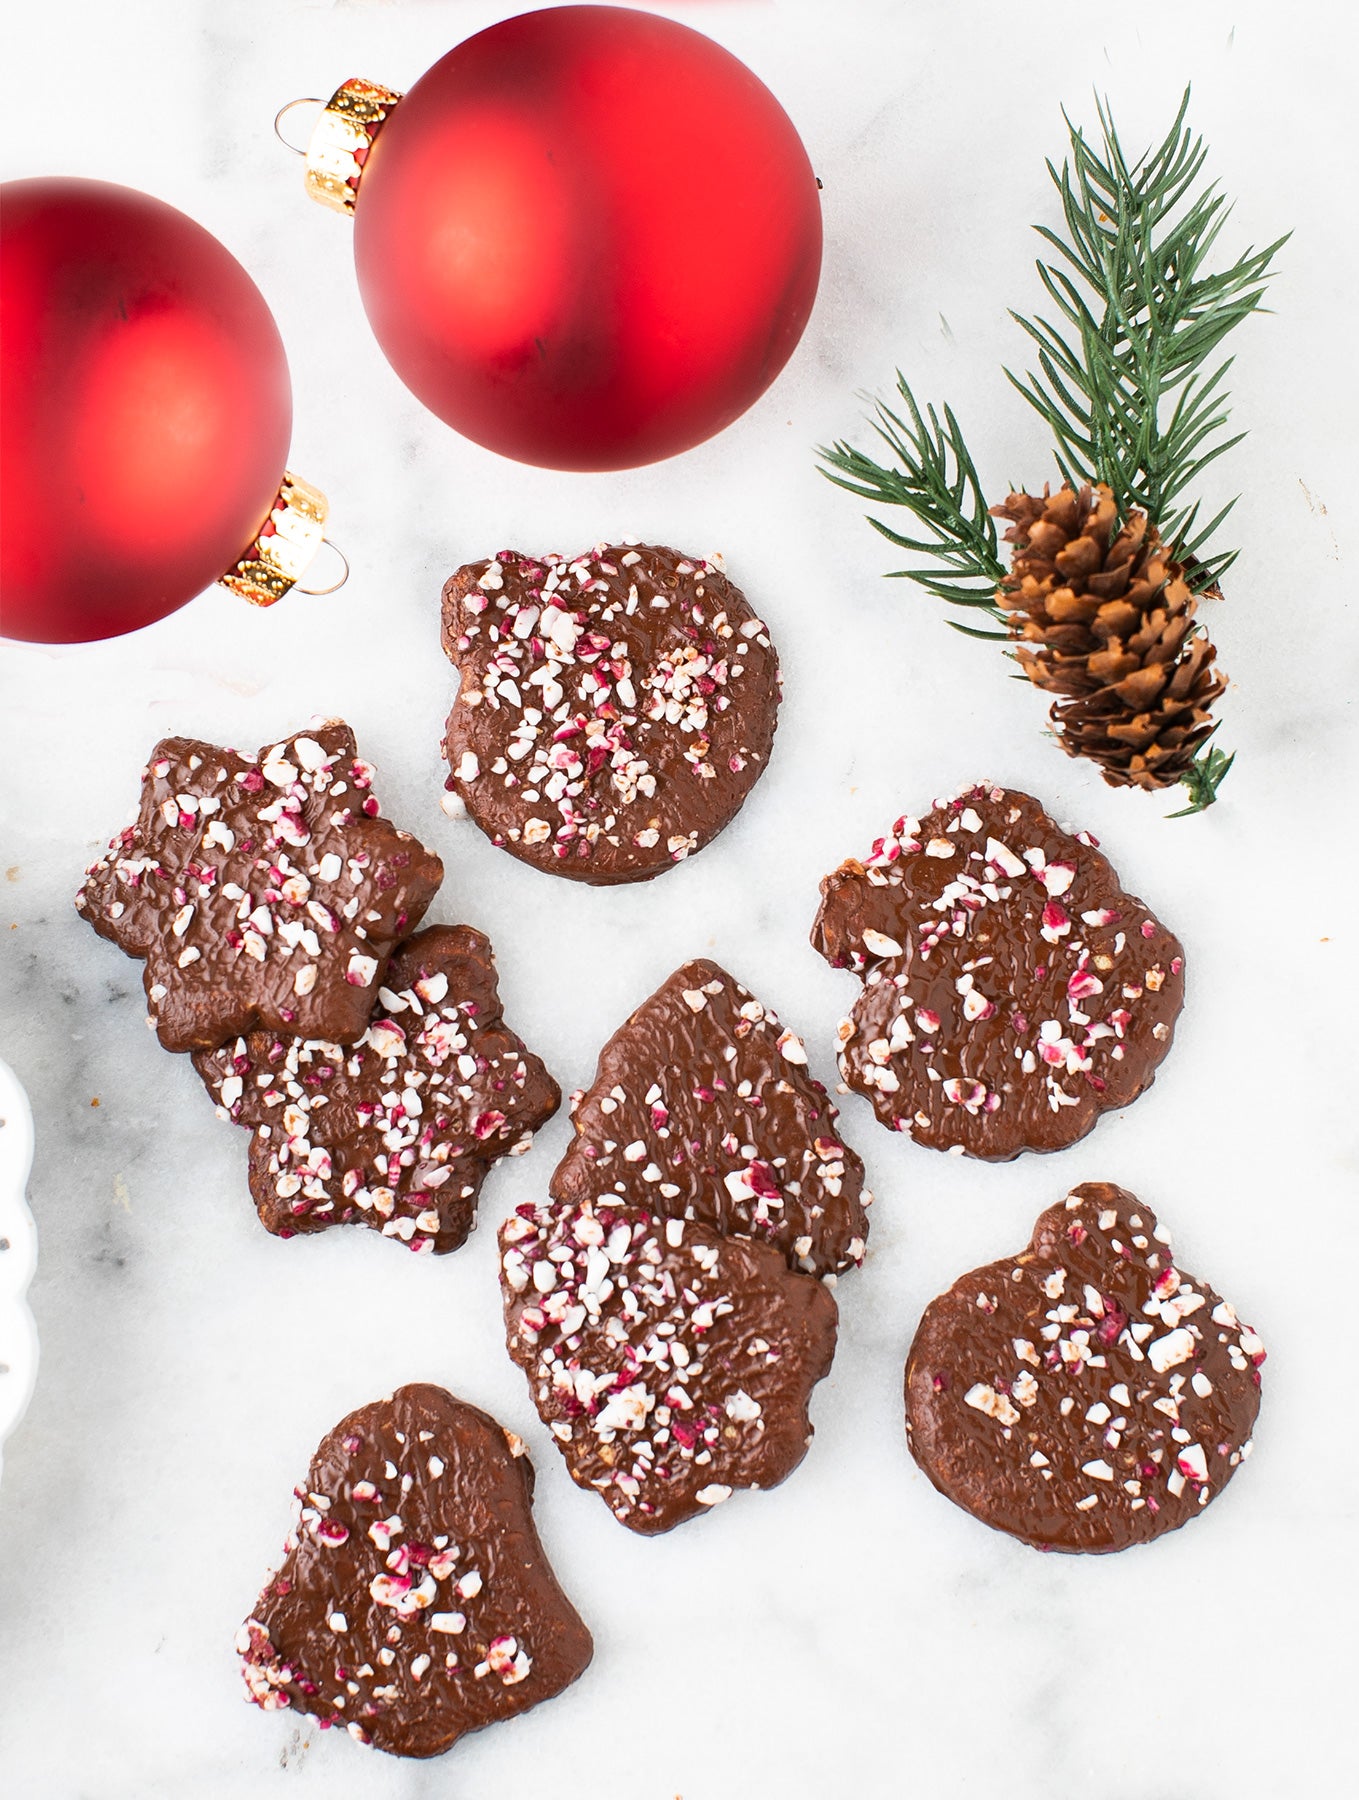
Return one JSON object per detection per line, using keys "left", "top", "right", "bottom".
{"left": 0, "top": 178, "right": 292, "bottom": 643}
{"left": 351, "top": 5, "right": 822, "bottom": 471}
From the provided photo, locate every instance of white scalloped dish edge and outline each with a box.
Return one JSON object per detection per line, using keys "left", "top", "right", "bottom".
{"left": 0, "top": 1056, "right": 38, "bottom": 1483}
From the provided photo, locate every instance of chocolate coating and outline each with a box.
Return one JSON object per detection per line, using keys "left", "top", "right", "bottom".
{"left": 76, "top": 723, "right": 443, "bottom": 1053}
{"left": 501, "top": 1196, "right": 837, "bottom": 1534}
{"left": 812, "top": 784, "right": 1184, "bottom": 1158}
{"left": 238, "top": 1384, "right": 593, "bottom": 1759}
{"left": 441, "top": 544, "right": 780, "bottom": 884}
{"left": 905, "top": 1183, "right": 1264, "bottom": 1553}
{"left": 552, "top": 959, "right": 870, "bottom": 1276}
{"left": 194, "top": 926, "right": 560, "bottom": 1253}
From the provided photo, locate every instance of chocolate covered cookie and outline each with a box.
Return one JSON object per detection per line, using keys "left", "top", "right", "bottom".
{"left": 813, "top": 784, "right": 1183, "bottom": 1158}
{"left": 238, "top": 1384, "right": 592, "bottom": 1759}
{"left": 501, "top": 1196, "right": 837, "bottom": 1534}
{"left": 552, "top": 959, "right": 869, "bottom": 1276}
{"left": 194, "top": 926, "right": 560, "bottom": 1253}
{"left": 77, "top": 723, "right": 443, "bottom": 1054}
{"left": 905, "top": 1183, "right": 1264, "bottom": 1553}
{"left": 441, "top": 544, "right": 780, "bottom": 884}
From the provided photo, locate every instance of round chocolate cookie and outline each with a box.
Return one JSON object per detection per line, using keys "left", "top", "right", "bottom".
{"left": 501, "top": 1196, "right": 837, "bottom": 1534}
{"left": 812, "top": 783, "right": 1184, "bottom": 1158}
{"left": 238, "top": 1384, "right": 592, "bottom": 1759}
{"left": 440, "top": 544, "right": 780, "bottom": 884}
{"left": 905, "top": 1183, "right": 1264, "bottom": 1553}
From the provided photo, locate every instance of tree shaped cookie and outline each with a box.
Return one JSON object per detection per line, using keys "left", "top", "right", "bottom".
{"left": 77, "top": 723, "right": 443, "bottom": 1053}
{"left": 441, "top": 544, "right": 780, "bottom": 884}
{"left": 552, "top": 959, "right": 869, "bottom": 1276}
{"left": 501, "top": 1196, "right": 837, "bottom": 1534}
{"left": 194, "top": 926, "right": 560, "bottom": 1253}
{"left": 238, "top": 1384, "right": 592, "bottom": 1759}
{"left": 812, "top": 784, "right": 1183, "bottom": 1157}
{"left": 905, "top": 1182, "right": 1264, "bottom": 1552}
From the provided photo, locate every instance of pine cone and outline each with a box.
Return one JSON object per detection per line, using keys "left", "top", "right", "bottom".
{"left": 992, "top": 483, "right": 1226, "bottom": 791}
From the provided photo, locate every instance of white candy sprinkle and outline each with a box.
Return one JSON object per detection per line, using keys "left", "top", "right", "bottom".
{"left": 347, "top": 952, "right": 378, "bottom": 987}
{"left": 965, "top": 1383, "right": 1020, "bottom": 1427}
{"left": 1147, "top": 1327, "right": 1196, "bottom": 1374}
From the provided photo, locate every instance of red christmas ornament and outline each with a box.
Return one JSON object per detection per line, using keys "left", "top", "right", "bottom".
{"left": 296, "top": 6, "right": 822, "bottom": 470}
{"left": 1, "top": 178, "right": 329, "bottom": 644}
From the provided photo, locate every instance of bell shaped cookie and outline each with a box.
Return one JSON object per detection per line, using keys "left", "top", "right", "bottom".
{"left": 238, "top": 1384, "right": 592, "bottom": 1758}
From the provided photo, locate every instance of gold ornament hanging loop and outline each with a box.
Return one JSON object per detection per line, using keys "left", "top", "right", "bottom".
{"left": 273, "top": 98, "right": 325, "bottom": 157}
{"left": 220, "top": 473, "right": 330, "bottom": 608}
{"left": 296, "top": 78, "right": 404, "bottom": 215}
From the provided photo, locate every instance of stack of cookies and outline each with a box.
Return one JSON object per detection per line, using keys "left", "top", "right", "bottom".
{"left": 500, "top": 958, "right": 871, "bottom": 1534}
{"left": 77, "top": 720, "right": 562, "bottom": 1257}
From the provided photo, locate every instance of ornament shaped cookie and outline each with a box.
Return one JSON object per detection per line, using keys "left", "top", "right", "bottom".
{"left": 905, "top": 1183, "right": 1264, "bottom": 1553}
{"left": 238, "top": 1384, "right": 592, "bottom": 1759}
{"left": 501, "top": 1196, "right": 837, "bottom": 1534}
{"left": 441, "top": 545, "right": 780, "bottom": 884}
{"left": 194, "top": 927, "right": 559, "bottom": 1253}
{"left": 77, "top": 724, "right": 443, "bottom": 1053}
{"left": 813, "top": 784, "right": 1183, "bottom": 1157}
{"left": 552, "top": 959, "right": 869, "bottom": 1276}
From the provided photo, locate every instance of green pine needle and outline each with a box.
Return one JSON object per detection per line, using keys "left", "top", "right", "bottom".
{"left": 1009, "top": 88, "right": 1288, "bottom": 560}
{"left": 819, "top": 380, "right": 1008, "bottom": 625}
{"left": 1167, "top": 740, "right": 1236, "bottom": 816}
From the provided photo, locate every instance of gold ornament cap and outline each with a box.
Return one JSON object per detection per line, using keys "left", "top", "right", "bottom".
{"left": 220, "top": 473, "right": 330, "bottom": 608}
{"left": 303, "top": 78, "right": 403, "bottom": 215}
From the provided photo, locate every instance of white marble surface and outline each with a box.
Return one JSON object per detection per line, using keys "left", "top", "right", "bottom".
{"left": 2, "top": 2, "right": 1356, "bottom": 1793}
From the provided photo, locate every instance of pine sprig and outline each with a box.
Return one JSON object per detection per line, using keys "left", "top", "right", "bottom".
{"left": 816, "top": 89, "right": 1282, "bottom": 818}
{"left": 820, "top": 381, "right": 1010, "bottom": 639}
{"left": 1009, "top": 89, "right": 1288, "bottom": 583}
